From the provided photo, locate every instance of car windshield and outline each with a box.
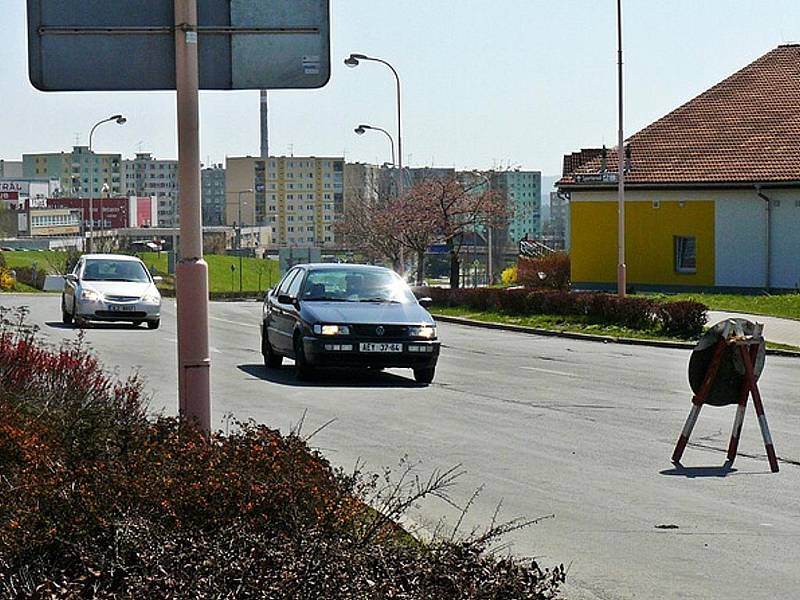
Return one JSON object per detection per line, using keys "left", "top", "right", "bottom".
{"left": 299, "top": 268, "right": 416, "bottom": 304}
{"left": 82, "top": 259, "right": 150, "bottom": 283}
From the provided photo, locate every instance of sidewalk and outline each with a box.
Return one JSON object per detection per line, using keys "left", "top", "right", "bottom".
{"left": 708, "top": 310, "right": 800, "bottom": 347}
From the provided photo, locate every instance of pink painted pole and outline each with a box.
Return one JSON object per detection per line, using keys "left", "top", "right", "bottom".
{"left": 174, "top": 0, "right": 211, "bottom": 432}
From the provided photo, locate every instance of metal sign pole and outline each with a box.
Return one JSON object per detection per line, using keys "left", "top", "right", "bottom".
{"left": 175, "top": 0, "right": 211, "bottom": 431}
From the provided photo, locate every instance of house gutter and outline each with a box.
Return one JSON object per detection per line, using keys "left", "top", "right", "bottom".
{"left": 557, "top": 180, "right": 800, "bottom": 192}
{"left": 756, "top": 185, "right": 771, "bottom": 292}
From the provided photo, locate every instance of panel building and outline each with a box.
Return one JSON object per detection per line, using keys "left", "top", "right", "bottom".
{"left": 201, "top": 163, "right": 226, "bottom": 226}
{"left": 23, "top": 146, "right": 122, "bottom": 197}
{"left": 122, "top": 153, "right": 179, "bottom": 227}
{"left": 225, "top": 156, "right": 343, "bottom": 248}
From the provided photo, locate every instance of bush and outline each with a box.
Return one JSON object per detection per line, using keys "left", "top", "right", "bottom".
{"left": 421, "top": 287, "right": 708, "bottom": 338}
{"left": 518, "top": 253, "right": 570, "bottom": 290}
{"left": 659, "top": 300, "right": 707, "bottom": 338}
{"left": 501, "top": 265, "right": 518, "bottom": 286}
{"left": 0, "top": 307, "right": 564, "bottom": 599}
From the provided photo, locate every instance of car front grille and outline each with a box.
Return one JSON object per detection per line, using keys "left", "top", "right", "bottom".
{"left": 350, "top": 324, "right": 409, "bottom": 338}
{"left": 95, "top": 311, "right": 148, "bottom": 318}
{"left": 105, "top": 295, "right": 140, "bottom": 302}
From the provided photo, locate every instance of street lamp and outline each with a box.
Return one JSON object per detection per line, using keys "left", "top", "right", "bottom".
{"left": 354, "top": 124, "right": 395, "bottom": 166}
{"left": 472, "top": 171, "right": 495, "bottom": 285}
{"left": 87, "top": 114, "right": 126, "bottom": 252}
{"left": 345, "top": 52, "right": 404, "bottom": 272}
{"left": 227, "top": 189, "right": 253, "bottom": 293}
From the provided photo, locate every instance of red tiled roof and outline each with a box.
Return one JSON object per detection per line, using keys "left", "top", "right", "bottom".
{"left": 559, "top": 44, "right": 800, "bottom": 187}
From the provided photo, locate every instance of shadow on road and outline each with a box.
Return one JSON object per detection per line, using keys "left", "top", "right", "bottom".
{"left": 660, "top": 460, "right": 738, "bottom": 478}
{"left": 237, "top": 363, "right": 426, "bottom": 388}
{"left": 44, "top": 321, "right": 151, "bottom": 332}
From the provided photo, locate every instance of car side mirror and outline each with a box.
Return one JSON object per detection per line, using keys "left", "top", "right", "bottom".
{"left": 418, "top": 297, "right": 433, "bottom": 308}
{"left": 277, "top": 294, "right": 293, "bottom": 305}
{"left": 152, "top": 276, "right": 163, "bottom": 283}
{"left": 65, "top": 273, "right": 77, "bottom": 283}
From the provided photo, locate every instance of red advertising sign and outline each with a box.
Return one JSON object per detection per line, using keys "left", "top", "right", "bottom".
{"left": 0, "top": 192, "right": 19, "bottom": 201}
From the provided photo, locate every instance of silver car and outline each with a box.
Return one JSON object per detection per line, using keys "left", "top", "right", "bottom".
{"left": 61, "top": 254, "right": 162, "bottom": 329}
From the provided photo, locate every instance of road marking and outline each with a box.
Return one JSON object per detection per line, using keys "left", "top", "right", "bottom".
{"left": 209, "top": 316, "right": 253, "bottom": 328}
{"left": 520, "top": 365, "right": 576, "bottom": 377}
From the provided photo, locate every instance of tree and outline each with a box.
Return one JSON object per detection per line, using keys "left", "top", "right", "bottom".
{"left": 405, "top": 174, "right": 509, "bottom": 289}
{"left": 334, "top": 191, "right": 403, "bottom": 270}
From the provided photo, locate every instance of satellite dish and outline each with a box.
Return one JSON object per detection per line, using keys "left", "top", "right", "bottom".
{"left": 688, "top": 319, "right": 765, "bottom": 406}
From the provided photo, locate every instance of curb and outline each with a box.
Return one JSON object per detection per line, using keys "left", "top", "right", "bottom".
{"left": 432, "top": 314, "right": 800, "bottom": 358}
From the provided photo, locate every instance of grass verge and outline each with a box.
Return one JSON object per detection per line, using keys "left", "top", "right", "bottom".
{"left": 432, "top": 306, "right": 692, "bottom": 342}
{"left": 644, "top": 292, "right": 800, "bottom": 321}
{"left": 433, "top": 306, "right": 800, "bottom": 352}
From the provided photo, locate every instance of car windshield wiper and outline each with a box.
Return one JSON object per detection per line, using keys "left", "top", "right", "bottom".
{"left": 359, "top": 297, "right": 401, "bottom": 303}
{"left": 303, "top": 296, "right": 345, "bottom": 302}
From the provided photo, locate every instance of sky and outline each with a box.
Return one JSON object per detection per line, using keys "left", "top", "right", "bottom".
{"left": 2, "top": 0, "right": 800, "bottom": 178}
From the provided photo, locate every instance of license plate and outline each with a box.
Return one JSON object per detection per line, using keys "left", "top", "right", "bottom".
{"left": 359, "top": 342, "right": 402, "bottom": 353}
{"left": 108, "top": 304, "right": 134, "bottom": 312}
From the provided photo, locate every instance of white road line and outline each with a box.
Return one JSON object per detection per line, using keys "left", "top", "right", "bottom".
{"left": 519, "top": 365, "right": 576, "bottom": 377}
{"left": 209, "top": 316, "right": 254, "bottom": 328}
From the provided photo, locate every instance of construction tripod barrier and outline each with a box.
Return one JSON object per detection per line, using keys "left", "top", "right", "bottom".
{"left": 672, "top": 319, "right": 779, "bottom": 473}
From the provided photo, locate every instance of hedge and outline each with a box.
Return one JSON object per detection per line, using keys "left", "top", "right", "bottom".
{"left": 418, "top": 287, "right": 707, "bottom": 339}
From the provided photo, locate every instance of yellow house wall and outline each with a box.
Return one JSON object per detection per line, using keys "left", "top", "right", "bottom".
{"left": 570, "top": 196, "right": 715, "bottom": 287}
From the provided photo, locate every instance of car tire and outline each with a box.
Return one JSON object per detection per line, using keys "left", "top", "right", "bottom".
{"left": 146, "top": 319, "right": 160, "bottom": 330}
{"left": 293, "top": 334, "right": 314, "bottom": 381}
{"left": 262, "top": 328, "right": 283, "bottom": 368}
{"left": 61, "top": 298, "right": 73, "bottom": 325}
{"left": 413, "top": 367, "right": 435, "bottom": 384}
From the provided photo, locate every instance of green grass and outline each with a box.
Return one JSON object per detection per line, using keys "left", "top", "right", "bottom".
{"left": 643, "top": 292, "right": 800, "bottom": 321}
{"left": 137, "top": 252, "right": 280, "bottom": 294}
{"left": 432, "top": 306, "right": 691, "bottom": 342}
{"left": 2, "top": 250, "right": 66, "bottom": 272}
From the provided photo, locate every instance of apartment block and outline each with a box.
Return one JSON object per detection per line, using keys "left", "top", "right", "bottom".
{"left": 201, "top": 164, "right": 226, "bottom": 226}
{"left": 122, "top": 153, "right": 178, "bottom": 226}
{"left": 23, "top": 146, "right": 122, "bottom": 197}
{"left": 225, "top": 156, "right": 343, "bottom": 248}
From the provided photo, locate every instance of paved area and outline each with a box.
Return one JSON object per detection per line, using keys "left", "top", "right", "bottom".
{"left": 708, "top": 310, "right": 800, "bottom": 347}
{"left": 3, "top": 294, "right": 800, "bottom": 600}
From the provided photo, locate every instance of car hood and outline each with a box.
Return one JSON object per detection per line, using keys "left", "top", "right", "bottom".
{"left": 301, "top": 301, "right": 434, "bottom": 325}
{"left": 82, "top": 281, "right": 156, "bottom": 298}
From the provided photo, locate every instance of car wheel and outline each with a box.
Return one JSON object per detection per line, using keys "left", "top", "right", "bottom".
{"left": 146, "top": 319, "right": 160, "bottom": 330}
{"left": 413, "top": 367, "right": 435, "bottom": 384}
{"left": 262, "top": 327, "right": 283, "bottom": 368}
{"left": 293, "top": 334, "right": 314, "bottom": 381}
{"left": 61, "top": 297, "right": 73, "bottom": 325}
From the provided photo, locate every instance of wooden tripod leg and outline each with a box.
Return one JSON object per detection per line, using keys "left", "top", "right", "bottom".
{"left": 740, "top": 346, "right": 779, "bottom": 473}
{"left": 726, "top": 375, "right": 750, "bottom": 462}
{"left": 672, "top": 340, "right": 726, "bottom": 464}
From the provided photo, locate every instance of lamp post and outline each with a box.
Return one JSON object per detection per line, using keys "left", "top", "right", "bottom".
{"left": 472, "top": 171, "right": 494, "bottom": 285}
{"left": 345, "top": 53, "right": 405, "bottom": 273}
{"left": 354, "top": 124, "right": 395, "bottom": 166}
{"left": 227, "top": 189, "right": 253, "bottom": 293}
{"left": 100, "top": 182, "right": 109, "bottom": 249}
{"left": 87, "top": 114, "right": 126, "bottom": 253}
{"left": 616, "top": 0, "right": 627, "bottom": 298}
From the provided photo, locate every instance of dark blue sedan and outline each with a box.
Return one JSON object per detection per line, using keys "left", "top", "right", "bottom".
{"left": 261, "top": 264, "right": 440, "bottom": 383}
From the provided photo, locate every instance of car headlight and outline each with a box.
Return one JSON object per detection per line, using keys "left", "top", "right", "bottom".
{"left": 80, "top": 289, "right": 102, "bottom": 302}
{"left": 313, "top": 324, "right": 350, "bottom": 336}
{"left": 409, "top": 325, "right": 436, "bottom": 339}
{"left": 142, "top": 290, "right": 161, "bottom": 304}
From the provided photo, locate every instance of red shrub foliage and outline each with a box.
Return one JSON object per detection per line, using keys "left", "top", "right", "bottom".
{"left": 420, "top": 287, "right": 708, "bottom": 339}
{"left": 517, "top": 253, "right": 571, "bottom": 290}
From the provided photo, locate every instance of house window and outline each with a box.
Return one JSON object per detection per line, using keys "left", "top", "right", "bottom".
{"left": 674, "top": 236, "right": 696, "bottom": 273}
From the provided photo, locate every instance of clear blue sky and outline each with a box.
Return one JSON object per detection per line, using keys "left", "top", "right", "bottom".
{"left": 2, "top": 1, "right": 799, "bottom": 176}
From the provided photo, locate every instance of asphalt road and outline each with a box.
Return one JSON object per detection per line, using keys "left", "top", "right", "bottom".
{"left": 4, "top": 293, "right": 800, "bottom": 600}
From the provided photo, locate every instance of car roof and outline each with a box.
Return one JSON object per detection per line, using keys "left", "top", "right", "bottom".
{"left": 82, "top": 254, "right": 143, "bottom": 262}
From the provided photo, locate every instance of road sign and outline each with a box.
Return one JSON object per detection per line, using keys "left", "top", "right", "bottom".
{"left": 27, "top": 0, "right": 330, "bottom": 91}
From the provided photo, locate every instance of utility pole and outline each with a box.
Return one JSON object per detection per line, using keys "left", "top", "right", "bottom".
{"left": 616, "top": 0, "right": 627, "bottom": 298}
{"left": 175, "top": 0, "right": 211, "bottom": 432}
